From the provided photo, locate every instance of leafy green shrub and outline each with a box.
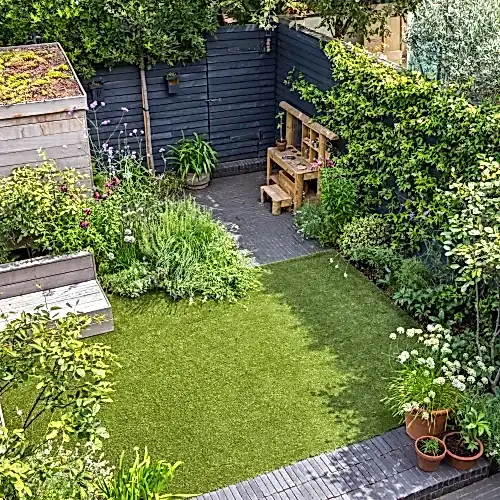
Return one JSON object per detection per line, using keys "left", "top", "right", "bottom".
{"left": 348, "top": 245, "right": 403, "bottom": 284}
{"left": 0, "top": 159, "right": 88, "bottom": 255}
{"left": 339, "top": 214, "right": 390, "bottom": 257}
{"left": 295, "top": 202, "right": 328, "bottom": 242}
{"left": 394, "top": 257, "right": 433, "bottom": 290}
{"left": 167, "top": 133, "right": 218, "bottom": 180}
{"left": 457, "top": 393, "right": 500, "bottom": 461}
{"left": 0, "top": 0, "right": 218, "bottom": 78}
{"left": 320, "top": 165, "right": 357, "bottom": 243}
{"left": 393, "top": 283, "right": 474, "bottom": 326}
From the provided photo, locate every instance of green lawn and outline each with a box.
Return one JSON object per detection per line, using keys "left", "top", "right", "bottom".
{"left": 94, "top": 252, "right": 412, "bottom": 494}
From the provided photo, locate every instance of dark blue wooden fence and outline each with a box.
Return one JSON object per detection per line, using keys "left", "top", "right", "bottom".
{"left": 85, "top": 23, "right": 331, "bottom": 172}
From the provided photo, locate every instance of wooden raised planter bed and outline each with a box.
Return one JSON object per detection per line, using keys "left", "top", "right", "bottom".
{"left": 0, "top": 42, "right": 91, "bottom": 183}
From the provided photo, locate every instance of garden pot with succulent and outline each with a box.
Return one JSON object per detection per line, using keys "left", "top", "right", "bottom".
{"left": 275, "top": 111, "right": 287, "bottom": 152}
{"left": 167, "top": 132, "right": 217, "bottom": 190}
{"left": 415, "top": 436, "right": 446, "bottom": 472}
{"left": 383, "top": 325, "right": 463, "bottom": 441}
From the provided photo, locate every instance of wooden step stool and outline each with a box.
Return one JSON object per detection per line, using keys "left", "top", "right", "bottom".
{"left": 260, "top": 184, "right": 292, "bottom": 215}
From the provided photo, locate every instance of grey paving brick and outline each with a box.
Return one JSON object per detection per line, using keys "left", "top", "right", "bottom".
{"left": 324, "top": 471, "right": 352, "bottom": 495}
{"left": 228, "top": 484, "right": 246, "bottom": 500}
{"left": 317, "top": 453, "right": 340, "bottom": 474}
{"left": 245, "top": 478, "right": 265, "bottom": 497}
{"left": 294, "top": 459, "right": 319, "bottom": 481}
{"left": 254, "top": 476, "right": 273, "bottom": 497}
{"left": 370, "top": 435, "right": 392, "bottom": 455}
{"left": 355, "top": 462, "right": 377, "bottom": 485}
{"left": 284, "top": 465, "right": 307, "bottom": 485}
{"left": 276, "top": 468, "right": 296, "bottom": 489}
{"left": 312, "top": 476, "right": 341, "bottom": 498}
{"left": 354, "top": 440, "right": 378, "bottom": 462}
{"left": 296, "top": 481, "right": 322, "bottom": 500}
{"left": 348, "top": 443, "right": 368, "bottom": 463}
{"left": 307, "top": 456, "right": 332, "bottom": 478}
{"left": 236, "top": 482, "right": 258, "bottom": 500}
{"left": 263, "top": 471, "right": 285, "bottom": 493}
{"left": 363, "top": 459, "right": 386, "bottom": 482}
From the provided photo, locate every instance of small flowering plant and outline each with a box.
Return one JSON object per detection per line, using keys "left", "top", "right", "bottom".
{"left": 383, "top": 325, "right": 463, "bottom": 422}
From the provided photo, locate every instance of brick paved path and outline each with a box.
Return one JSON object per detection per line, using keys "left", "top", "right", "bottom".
{"left": 438, "top": 474, "right": 500, "bottom": 499}
{"left": 195, "top": 171, "right": 324, "bottom": 265}
{"left": 195, "top": 427, "right": 489, "bottom": 500}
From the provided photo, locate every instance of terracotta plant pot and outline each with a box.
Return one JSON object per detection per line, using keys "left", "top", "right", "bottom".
{"left": 185, "top": 172, "right": 210, "bottom": 190}
{"left": 405, "top": 409, "right": 450, "bottom": 440}
{"left": 276, "top": 139, "right": 287, "bottom": 152}
{"left": 444, "top": 432, "right": 484, "bottom": 470}
{"left": 415, "top": 436, "right": 446, "bottom": 472}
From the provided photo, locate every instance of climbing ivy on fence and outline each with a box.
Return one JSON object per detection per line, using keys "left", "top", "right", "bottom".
{"left": 288, "top": 41, "right": 500, "bottom": 250}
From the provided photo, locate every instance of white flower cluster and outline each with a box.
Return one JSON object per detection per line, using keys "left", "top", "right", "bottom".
{"left": 124, "top": 228, "right": 136, "bottom": 244}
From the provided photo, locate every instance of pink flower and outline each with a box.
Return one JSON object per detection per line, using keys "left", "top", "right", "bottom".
{"left": 59, "top": 184, "right": 68, "bottom": 193}
{"left": 79, "top": 221, "right": 89, "bottom": 229}
{"left": 121, "top": 107, "right": 129, "bottom": 112}
{"left": 93, "top": 191, "right": 100, "bottom": 200}
{"left": 100, "top": 102, "right": 106, "bottom": 107}
{"left": 101, "top": 120, "right": 110, "bottom": 126}
{"left": 83, "top": 208, "right": 91, "bottom": 216}
{"left": 90, "top": 101, "right": 98, "bottom": 109}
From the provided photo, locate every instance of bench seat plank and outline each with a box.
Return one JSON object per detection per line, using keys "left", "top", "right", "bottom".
{"left": 0, "top": 279, "right": 114, "bottom": 337}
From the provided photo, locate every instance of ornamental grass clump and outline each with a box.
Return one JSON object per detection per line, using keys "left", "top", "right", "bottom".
{"left": 136, "top": 199, "right": 259, "bottom": 301}
{"left": 383, "top": 325, "right": 464, "bottom": 427}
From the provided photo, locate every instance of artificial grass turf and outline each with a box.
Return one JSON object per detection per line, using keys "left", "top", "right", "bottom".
{"left": 92, "top": 251, "right": 413, "bottom": 494}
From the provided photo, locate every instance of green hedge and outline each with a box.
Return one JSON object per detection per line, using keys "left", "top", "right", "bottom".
{"left": 289, "top": 41, "right": 500, "bottom": 250}
{"left": 0, "top": 0, "right": 218, "bottom": 77}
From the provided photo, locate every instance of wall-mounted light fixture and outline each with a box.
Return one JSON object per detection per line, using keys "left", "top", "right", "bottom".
{"left": 165, "top": 71, "right": 180, "bottom": 95}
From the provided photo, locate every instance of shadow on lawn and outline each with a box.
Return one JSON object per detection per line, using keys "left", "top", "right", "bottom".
{"left": 262, "top": 252, "right": 412, "bottom": 443}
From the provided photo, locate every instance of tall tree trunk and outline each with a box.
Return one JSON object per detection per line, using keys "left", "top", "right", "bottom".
{"left": 140, "top": 57, "right": 154, "bottom": 174}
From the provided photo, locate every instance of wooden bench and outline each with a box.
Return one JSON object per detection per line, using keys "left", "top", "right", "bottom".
{"left": 260, "top": 184, "right": 292, "bottom": 215}
{"left": 0, "top": 251, "right": 113, "bottom": 337}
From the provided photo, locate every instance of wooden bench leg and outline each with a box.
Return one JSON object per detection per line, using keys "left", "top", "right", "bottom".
{"left": 260, "top": 186, "right": 266, "bottom": 204}
{"left": 271, "top": 200, "right": 281, "bottom": 216}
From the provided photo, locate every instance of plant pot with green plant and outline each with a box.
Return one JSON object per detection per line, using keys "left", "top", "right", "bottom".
{"left": 167, "top": 133, "right": 217, "bottom": 190}
{"left": 415, "top": 436, "right": 447, "bottom": 472}
{"left": 382, "top": 325, "right": 463, "bottom": 441}
{"left": 444, "top": 404, "right": 490, "bottom": 470}
{"left": 276, "top": 111, "right": 287, "bottom": 152}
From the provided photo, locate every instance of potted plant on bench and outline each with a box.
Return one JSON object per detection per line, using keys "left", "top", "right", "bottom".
{"left": 276, "top": 112, "right": 287, "bottom": 152}
{"left": 167, "top": 133, "right": 217, "bottom": 190}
